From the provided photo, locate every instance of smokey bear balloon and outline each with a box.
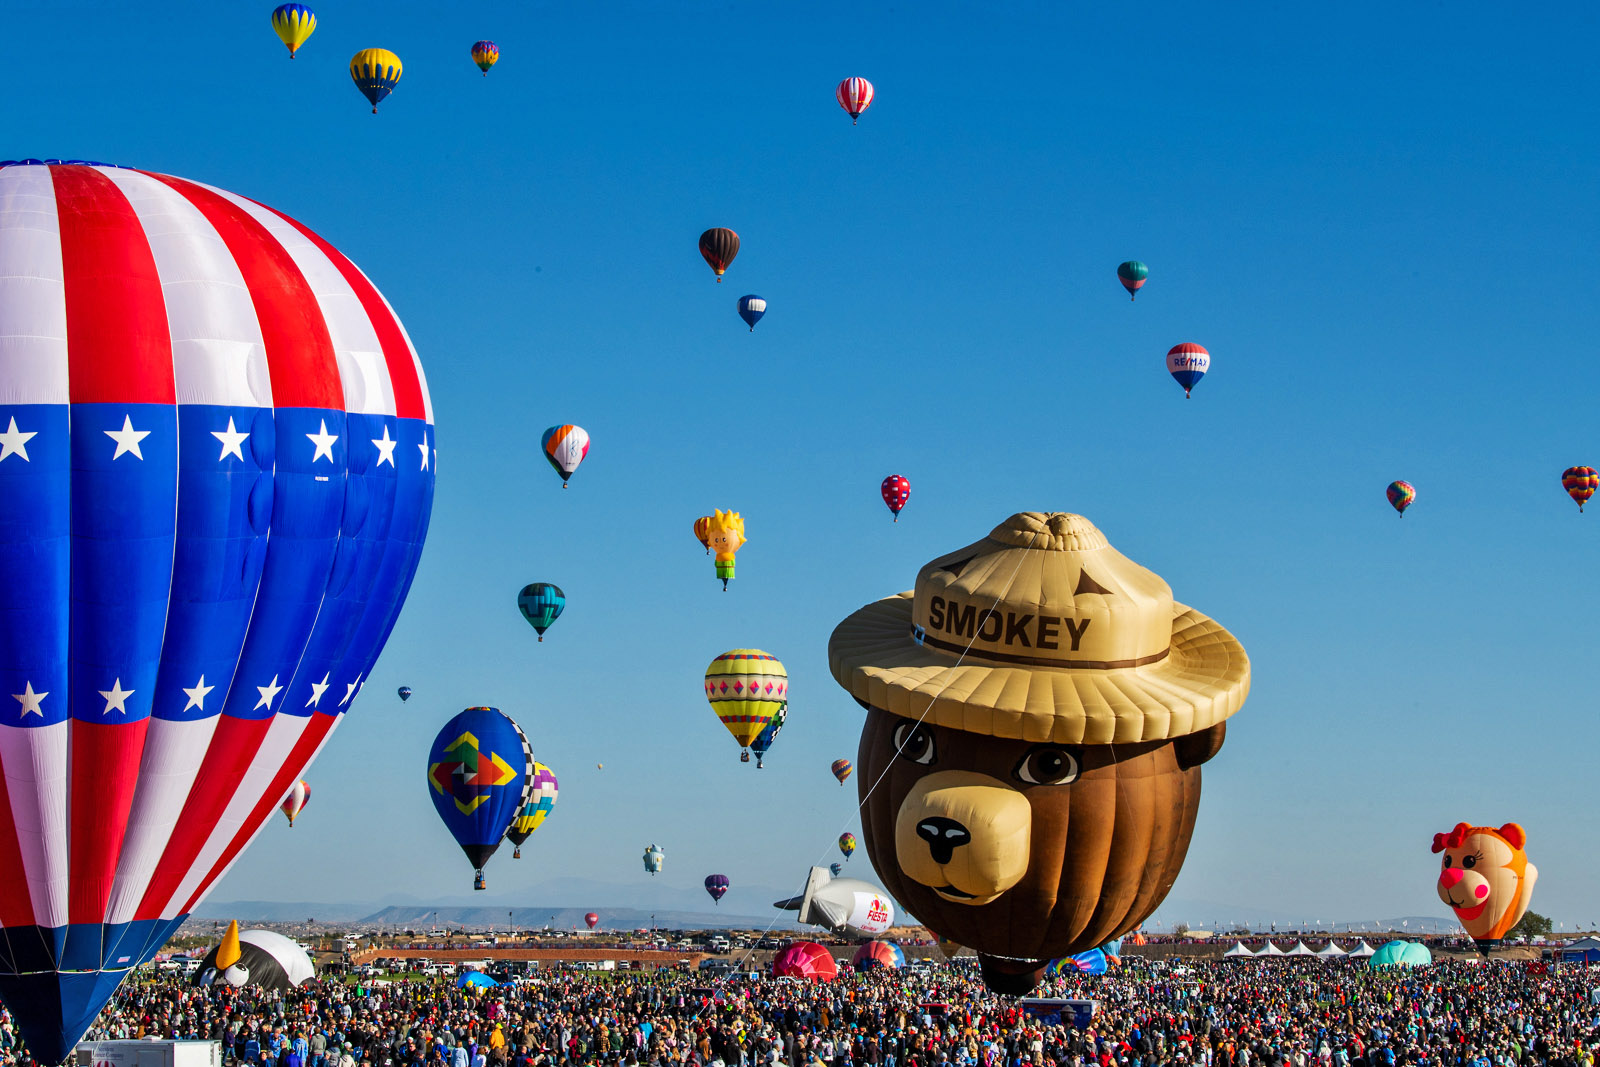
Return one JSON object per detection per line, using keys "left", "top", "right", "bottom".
{"left": 828, "top": 512, "right": 1250, "bottom": 994}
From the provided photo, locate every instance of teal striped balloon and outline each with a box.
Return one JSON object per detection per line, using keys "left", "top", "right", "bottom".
{"left": 517, "top": 583, "right": 565, "bottom": 641}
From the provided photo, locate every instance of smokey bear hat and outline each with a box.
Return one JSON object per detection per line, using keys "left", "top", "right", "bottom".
{"left": 828, "top": 511, "right": 1249, "bottom": 744}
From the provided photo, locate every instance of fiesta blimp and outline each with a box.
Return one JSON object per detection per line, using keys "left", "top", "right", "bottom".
{"left": 773, "top": 866, "right": 895, "bottom": 938}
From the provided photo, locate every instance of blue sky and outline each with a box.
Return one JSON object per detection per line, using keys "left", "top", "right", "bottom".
{"left": 8, "top": 2, "right": 1600, "bottom": 928}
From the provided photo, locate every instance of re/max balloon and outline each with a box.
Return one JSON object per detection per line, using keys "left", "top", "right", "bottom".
{"left": 540, "top": 424, "right": 589, "bottom": 487}
{"left": 350, "top": 49, "right": 403, "bottom": 114}
{"left": 1562, "top": 467, "right": 1597, "bottom": 512}
{"left": 1117, "top": 261, "right": 1148, "bottom": 301}
{"left": 705, "top": 874, "right": 730, "bottom": 904}
{"left": 471, "top": 41, "right": 499, "bottom": 75}
{"left": 738, "top": 295, "right": 766, "bottom": 332}
{"left": 426, "top": 707, "right": 528, "bottom": 891}
{"left": 705, "top": 650, "right": 788, "bottom": 762}
{"left": 1166, "top": 343, "right": 1209, "bottom": 398}
{"left": 0, "top": 160, "right": 435, "bottom": 1063}
{"left": 836, "top": 77, "right": 875, "bottom": 124}
{"left": 271, "top": 4, "right": 316, "bottom": 57}
{"left": 505, "top": 762, "right": 557, "bottom": 859}
{"left": 517, "top": 583, "right": 565, "bottom": 641}
{"left": 699, "top": 228, "right": 740, "bottom": 282}
{"left": 1387, "top": 480, "right": 1416, "bottom": 516}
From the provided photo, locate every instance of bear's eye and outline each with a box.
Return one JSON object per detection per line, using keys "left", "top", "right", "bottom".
{"left": 1462, "top": 855, "right": 1476, "bottom": 869}
{"left": 893, "top": 722, "right": 935, "bottom": 765}
{"left": 1015, "top": 747, "right": 1080, "bottom": 786}
{"left": 1442, "top": 856, "right": 1452, "bottom": 868}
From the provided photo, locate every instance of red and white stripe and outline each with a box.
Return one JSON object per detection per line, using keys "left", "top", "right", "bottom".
{"left": 0, "top": 163, "right": 433, "bottom": 935}
{"left": 836, "top": 77, "right": 875, "bottom": 118}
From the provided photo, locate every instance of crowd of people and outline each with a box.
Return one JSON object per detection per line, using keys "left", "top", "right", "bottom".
{"left": 3, "top": 957, "right": 1598, "bottom": 1067}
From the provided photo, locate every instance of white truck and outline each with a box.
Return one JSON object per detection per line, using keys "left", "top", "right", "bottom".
{"left": 76, "top": 1040, "right": 223, "bottom": 1067}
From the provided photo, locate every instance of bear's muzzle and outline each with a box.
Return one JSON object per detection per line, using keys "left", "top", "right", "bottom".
{"left": 895, "top": 770, "right": 1031, "bottom": 905}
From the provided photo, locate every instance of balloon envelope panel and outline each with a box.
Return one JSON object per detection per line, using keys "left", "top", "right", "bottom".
{"left": 425, "top": 708, "right": 527, "bottom": 871}
{"left": 0, "top": 160, "right": 434, "bottom": 1063}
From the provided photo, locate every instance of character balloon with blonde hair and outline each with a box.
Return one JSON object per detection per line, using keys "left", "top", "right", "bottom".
{"left": 705, "top": 509, "right": 747, "bottom": 590}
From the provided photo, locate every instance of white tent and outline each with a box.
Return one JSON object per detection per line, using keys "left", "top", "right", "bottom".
{"left": 1222, "top": 942, "right": 1255, "bottom": 959}
{"left": 1257, "top": 941, "right": 1286, "bottom": 956}
{"left": 1315, "top": 941, "right": 1347, "bottom": 958}
{"left": 1347, "top": 940, "right": 1377, "bottom": 957}
{"left": 1287, "top": 941, "right": 1315, "bottom": 956}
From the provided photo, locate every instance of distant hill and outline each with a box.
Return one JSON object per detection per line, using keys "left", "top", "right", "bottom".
{"left": 360, "top": 905, "right": 797, "bottom": 931}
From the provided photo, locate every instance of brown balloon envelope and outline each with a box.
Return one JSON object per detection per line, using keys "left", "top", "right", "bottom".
{"left": 829, "top": 512, "right": 1250, "bottom": 994}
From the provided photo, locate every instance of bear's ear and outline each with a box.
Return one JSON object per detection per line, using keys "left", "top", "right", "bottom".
{"left": 1174, "top": 722, "right": 1226, "bottom": 770}
{"left": 1498, "top": 823, "right": 1527, "bottom": 850}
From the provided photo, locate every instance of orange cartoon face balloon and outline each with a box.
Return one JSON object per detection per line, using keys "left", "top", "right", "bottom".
{"left": 1432, "top": 822, "right": 1538, "bottom": 950}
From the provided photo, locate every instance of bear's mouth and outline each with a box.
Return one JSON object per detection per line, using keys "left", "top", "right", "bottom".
{"left": 1445, "top": 894, "right": 1488, "bottom": 922}
{"left": 934, "top": 884, "right": 976, "bottom": 899}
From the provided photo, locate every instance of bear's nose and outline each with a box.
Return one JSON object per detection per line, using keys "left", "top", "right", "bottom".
{"left": 915, "top": 817, "right": 971, "bottom": 864}
{"left": 1439, "top": 868, "right": 1464, "bottom": 888}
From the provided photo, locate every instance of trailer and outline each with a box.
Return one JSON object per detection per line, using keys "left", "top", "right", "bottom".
{"left": 76, "top": 1040, "right": 223, "bottom": 1067}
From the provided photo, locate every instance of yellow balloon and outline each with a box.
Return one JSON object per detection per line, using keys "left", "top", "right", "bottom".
{"left": 704, "top": 650, "right": 787, "bottom": 754}
{"left": 271, "top": 4, "right": 316, "bottom": 58}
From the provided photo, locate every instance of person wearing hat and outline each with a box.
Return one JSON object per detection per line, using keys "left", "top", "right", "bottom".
{"left": 828, "top": 512, "right": 1249, "bottom": 995}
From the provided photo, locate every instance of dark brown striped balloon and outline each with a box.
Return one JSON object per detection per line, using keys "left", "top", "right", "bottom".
{"left": 856, "top": 705, "right": 1225, "bottom": 994}
{"left": 698, "top": 227, "right": 740, "bottom": 281}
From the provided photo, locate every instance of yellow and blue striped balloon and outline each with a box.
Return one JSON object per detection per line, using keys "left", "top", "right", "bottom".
{"left": 350, "top": 48, "right": 403, "bottom": 114}
{"left": 471, "top": 40, "right": 500, "bottom": 75}
{"left": 271, "top": 4, "right": 316, "bottom": 58}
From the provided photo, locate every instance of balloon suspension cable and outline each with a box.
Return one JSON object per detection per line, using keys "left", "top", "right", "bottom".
{"left": 694, "top": 530, "right": 1042, "bottom": 1011}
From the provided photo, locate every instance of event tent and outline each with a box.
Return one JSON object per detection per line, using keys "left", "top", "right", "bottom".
{"left": 1558, "top": 937, "right": 1600, "bottom": 964}
{"left": 1222, "top": 942, "right": 1255, "bottom": 959}
{"left": 1287, "top": 941, "right": 1315, "bottom": 956}
{"left": 1348, "top": 940, "right": 1377, "bottom": 957}
{"left": 1315, "top": 941, "right": 1348, "bottom": 958}
{"left": 1257, "top": 941, "right": 1286, "bottom": 956}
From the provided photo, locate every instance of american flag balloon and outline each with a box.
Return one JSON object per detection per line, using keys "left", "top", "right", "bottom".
{"left": 836, "top": 77, "right": 875, "bottom": 125}
{"left": 0, "top": 160, "right": 435, "bottom": 1061}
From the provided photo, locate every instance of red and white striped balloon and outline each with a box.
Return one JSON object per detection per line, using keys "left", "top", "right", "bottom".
{"left": 836, "top": 77, "right": 875, "bottom": 125}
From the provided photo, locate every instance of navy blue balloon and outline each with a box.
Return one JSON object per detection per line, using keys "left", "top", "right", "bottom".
{"left": 425, "top": 707, "right": 528, "bottom": 888}
{"left": 737, "top": 295, "right": 767, "bottom": 332}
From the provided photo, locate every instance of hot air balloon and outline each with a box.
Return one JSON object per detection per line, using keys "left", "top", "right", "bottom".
{"left": 517, "top": 583, "right": 565, "bottom": 641}
{"left": 693, "top": 516, "right": 712, "bottom": 554}
{"left": 0, "top": 159, "right": 435, "bottom": 1064}
{"left": 851, "top": 940, "right": 905, "bottom": 970}
{"left": 738, "top": 295, "right": 766, "bottom": 332}
{"left": 350, "top": 48, "right": 403, "bottom": 114}
{"left": 197, "top": 922, "right": 314, "bottom": 990}
{"left": 426, "top": 708, "right": 528, "bottom": 891}
{"left": 643, "top": 844, "right": 664, "bottom": 875}
{"left": 699, "top": 228, "right": 739, "bottom": 282}
{"left": 1562, "top": 467, "right": 1597, "bottom": 512}
{"left": 704, "top": 650, "right": 788, "bottom": 762}
{"left": 1167, "top": 343, "right": 1209, "bottom": 398}
{"left": 471, "top": 41, "right": 499, "bottom": 75}
{"left": 280, "top": 781, "right": 310, "bottom": 827}
{"left": 1046, "top": 949, "right": 1107, "bottom": 976}
{"left": 704, "top": 509, "right": 746, "bottom": 591}
{"left": 881, "top": 475, "right": 910, "bottom": 521}
{"left": 271, "top": 4, "right": 316, "bottom": 58}
{"left": 705, "top": 874, "right": 730, "bottom": 904}
{"left": 1117, "top": 261, "right": 1148, "bottom": 301}
{"left": 831, "top": 759, "right": 853, "bottom": 785}
{"left": 505, "top": 762, "right": 556, "bottom": 859}
{"left": 838, "top": 832, "right": 856, "bottom": 860}
{"left": 584, "top": 912, "right": 599, "bottom": 930}
{"left": 1433, "top": 822, "right": 1538, "bottom": 953}
{"left": 749, "top": 701, "right": 786, "bottom": 769}
{"left": 1387, "top": 480, "right": 1416, "bottom": 516}
{"left": 398, "top": 686, "right": 413, "bottom": 703}
{"left": 540, "top": 424, "right": 589, "bottom": 487}
{"left": 829, "top": 862, "right": 843, "bottom": 877}
{"left": 836, "top": 77, "right": 875, "bottom": 124}
{"left": 771, "top": 941, "right": 838, "bottom": 981}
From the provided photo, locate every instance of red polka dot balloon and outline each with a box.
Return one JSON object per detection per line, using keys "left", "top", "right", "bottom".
{"left": 881, "top": 475, "right": 911, "bottom": 522}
